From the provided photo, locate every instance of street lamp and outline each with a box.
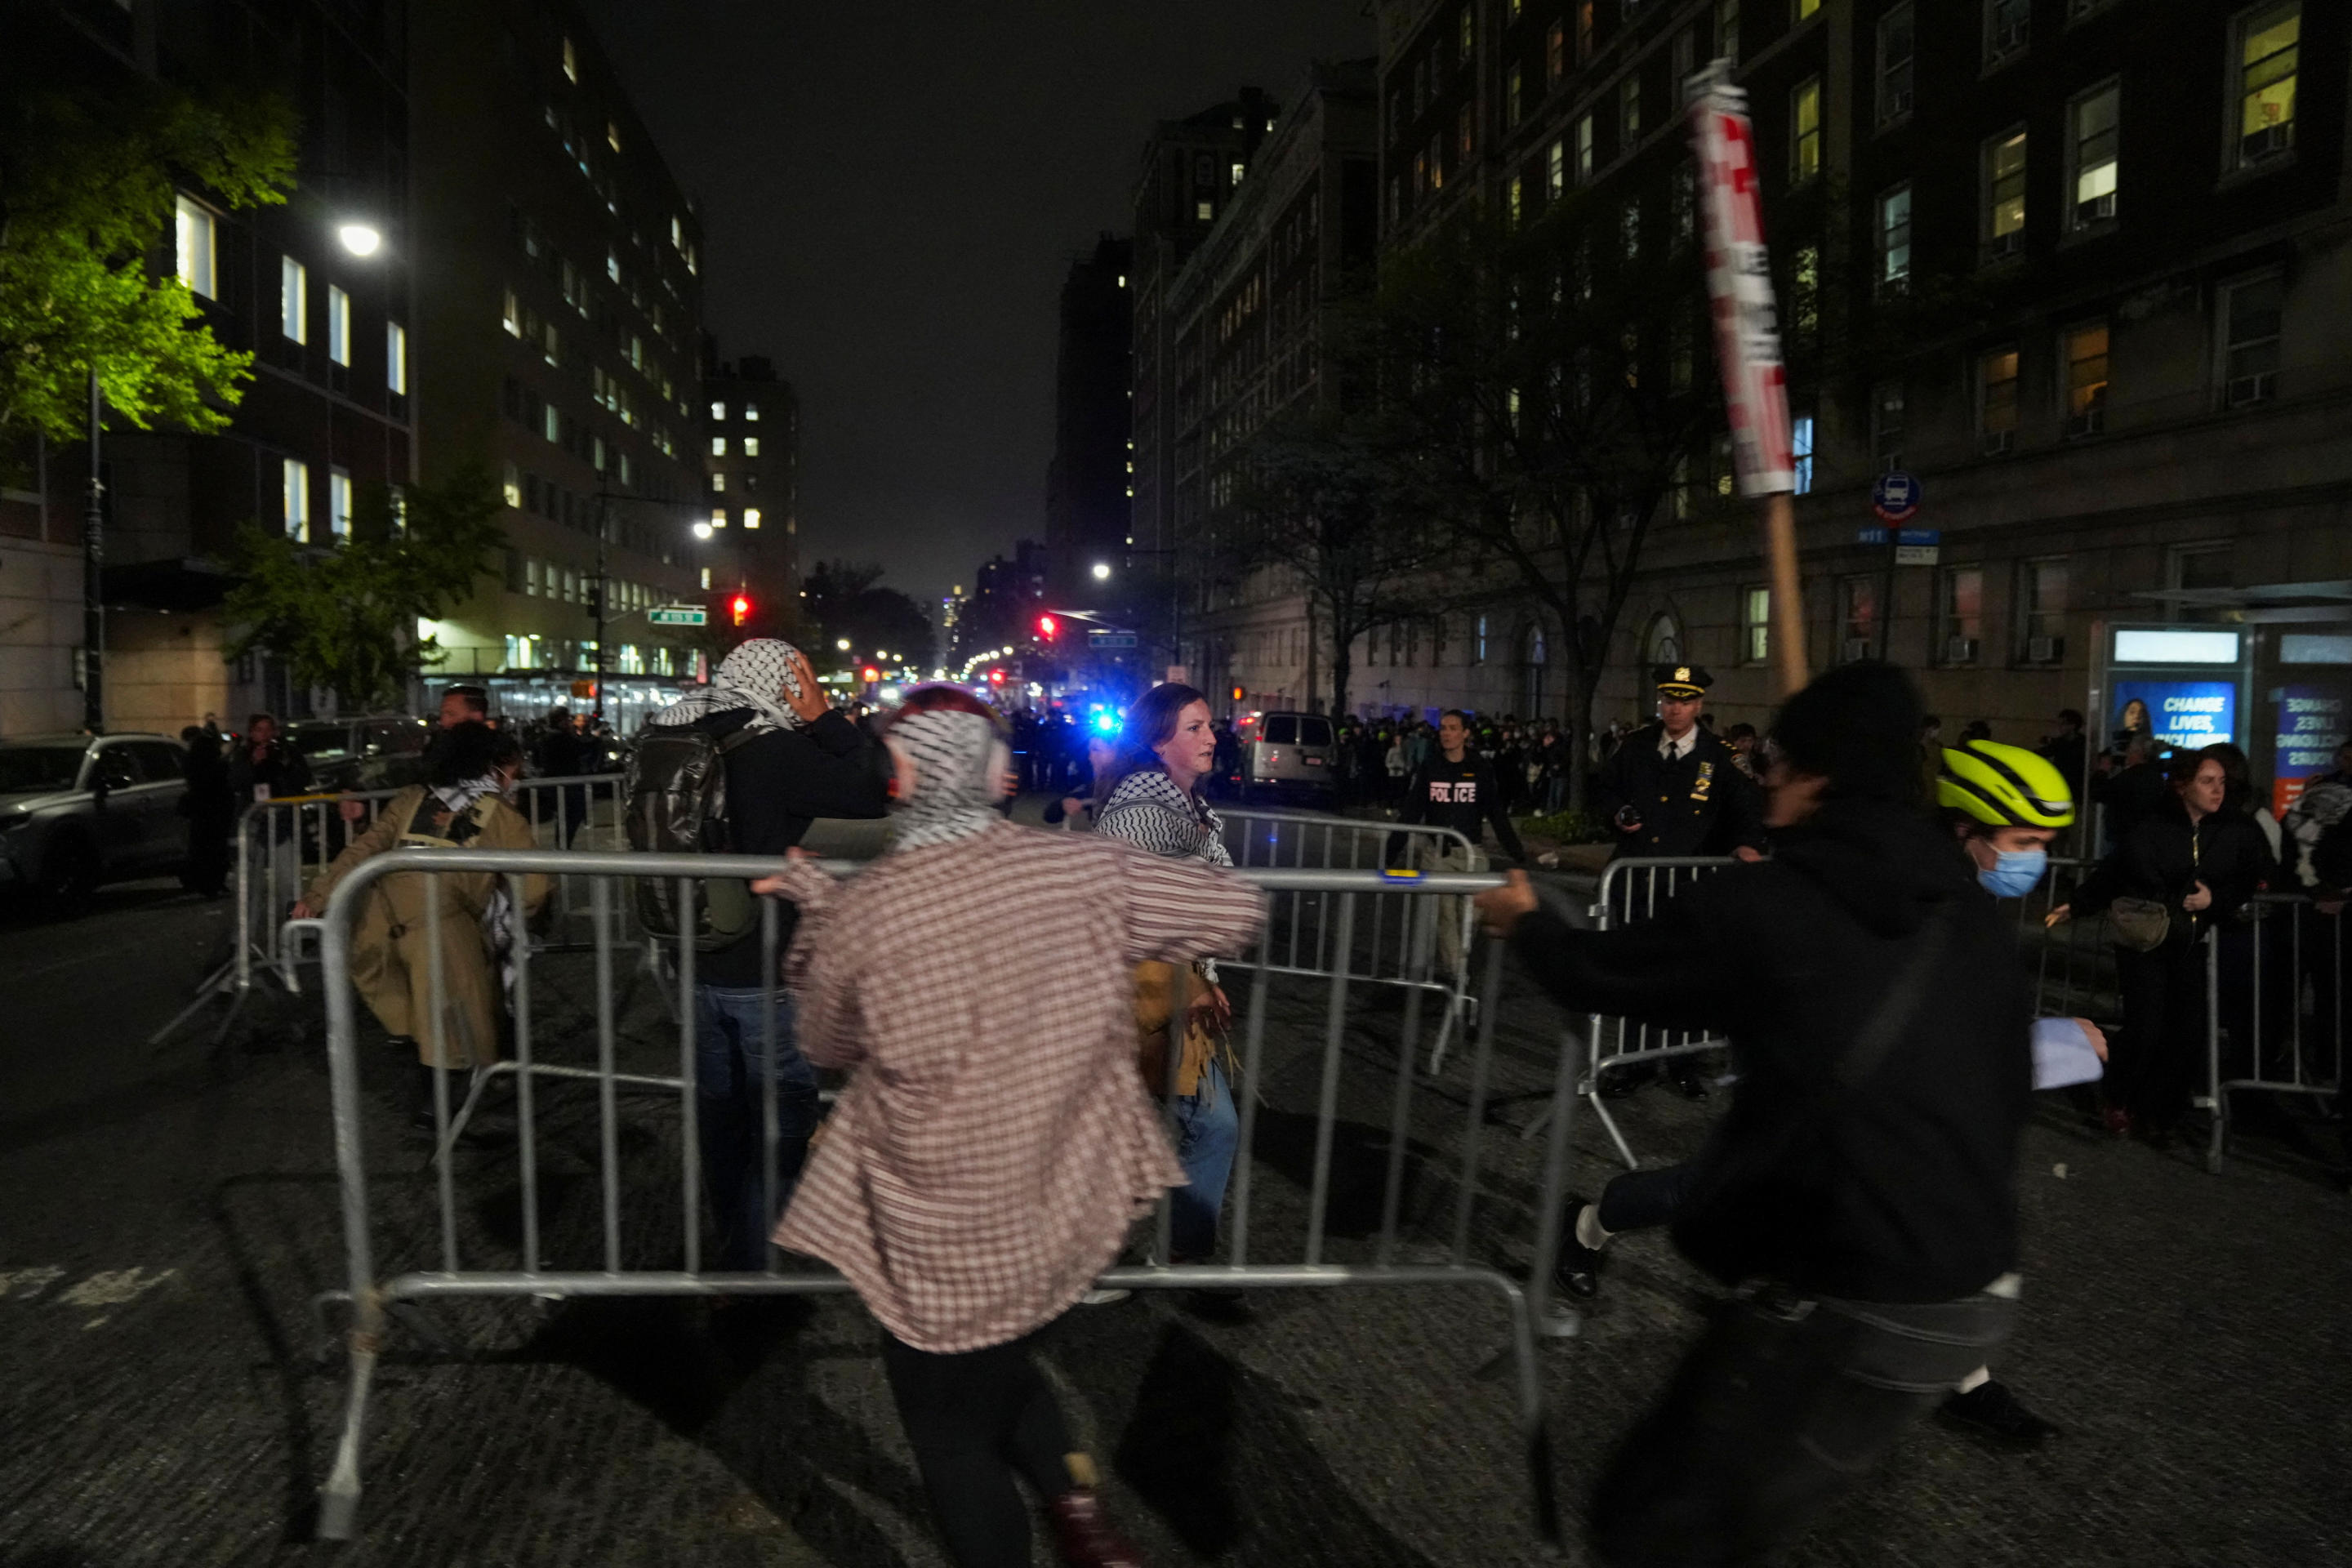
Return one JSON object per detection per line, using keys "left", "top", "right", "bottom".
{"left": 693, "top": 520, "right": 713, "bottom": 541}
{"left": 1090, "top": 562, "right": 1111, "bottom": 581}
{"left": 835, "top": 638, "right": 851, "bottom": 651}
{"left": 336, "top": 221, "right": 383, "bottom": 257}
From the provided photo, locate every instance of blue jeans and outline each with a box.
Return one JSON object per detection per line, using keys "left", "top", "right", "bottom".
{"left": 693, "top": 986, "right": 821, "bottom": 1271}
{"left": 1169, "top": 1056, "right": 1240, "bottom": 1262}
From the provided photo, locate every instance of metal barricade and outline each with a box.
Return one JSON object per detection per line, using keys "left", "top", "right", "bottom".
{"left": 310, "top": 849, "right": 1566, "bottom": 1546}
{"left": 149, "top": 775, "right": 625, "bottom": 1047}
{"left": 2206, "top": 890, "right": 2346, "bottom": 1174}
{"left": 1216, "top": 807, "right": 1486, "bottom": 1076}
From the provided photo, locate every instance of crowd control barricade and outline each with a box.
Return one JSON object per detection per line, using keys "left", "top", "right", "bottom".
{"left": 1215, "top": 807, "right": 1485, "bottom": 1076}
{"left": 2205, "top": 890, "right": 2346, "bottom": 1174}
{"left": 149, "top": 775, "right": 624, "bottom": 1048}
{"left": 311, "top": 849, "right": 1566, "bottom": 1545}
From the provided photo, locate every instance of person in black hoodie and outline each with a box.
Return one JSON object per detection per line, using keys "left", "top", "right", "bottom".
{"left": 1393, "top": 710, "right": 1526, "bottom": 987}
{"left": 648, "top": 639, "right": 890, "bottom": 1271}
{"left": 1477, "top": 662, "right": 2029, "bottom": 1568}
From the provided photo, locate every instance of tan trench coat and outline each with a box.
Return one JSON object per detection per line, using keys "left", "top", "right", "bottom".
{"left": 305, "top": 786, "right": 552, "bottom": 1068}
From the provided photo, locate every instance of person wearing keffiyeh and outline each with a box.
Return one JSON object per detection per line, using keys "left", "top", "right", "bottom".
{"left": 754, "top": 686, "right": 1266, "bottom": 1568}
{"left": 296, "top": 724, "right": 552, "bottom": 1139}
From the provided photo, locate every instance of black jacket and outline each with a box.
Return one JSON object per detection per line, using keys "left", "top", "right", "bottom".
{"left": 2090, "top": 760, "right": 2167, "bottom": 849}
{"left": 2071, "top": 798, "right": 2273, "bottom": 948}
{"left": 1592, "top": 723, "right": 1764, "bottom": 859}
{"left": 1510, "top": 798, "right": 2031, "bottom": 1303}
{"left": 697, "top": 707, "right": 889, "bottom": 987}
{"left": 227, "top": 738, "right": 311, "bottom": 801}
{"left": 1393, "top": 751, "right": 1526, "bottom": 862}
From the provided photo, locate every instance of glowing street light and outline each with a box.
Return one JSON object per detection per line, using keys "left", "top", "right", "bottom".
{"left": 336, "top": 222, "right": 383, "bottom": 257}
{"left": 1090, "top": 562, "right": 1111, "bottom": 581}
{"left": 693, "top": 521, "right": 714, "bottom": 540}
{"left": 835, "top": 638, "right": 851, "bottom": 651}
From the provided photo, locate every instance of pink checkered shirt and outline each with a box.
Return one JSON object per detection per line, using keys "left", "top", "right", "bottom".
{"left": 767, "top": 819, "right": 1267, "bottom": 1352}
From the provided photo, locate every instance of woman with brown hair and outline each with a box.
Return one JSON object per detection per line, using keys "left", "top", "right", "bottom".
{"left": 1092, "top": 684, "right": 1246, "bottom": 1285}
{"left": 755, "top": 686, "right": 1264, "bottom": 1567}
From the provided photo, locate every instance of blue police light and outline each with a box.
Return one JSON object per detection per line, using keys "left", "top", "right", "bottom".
{"left": 1089, "top": 708, "right": 1120, "bottom": 736}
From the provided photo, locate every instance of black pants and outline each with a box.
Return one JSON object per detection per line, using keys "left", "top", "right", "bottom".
{"left": 880, "top": 1325, "right": 1078, "bottom": 1568}
{"left": 2112, "top": 939, "right": 2210, "bottom": 1129}
{"left": 1590, "top": 1286, "right": 2017, "bottom": 1568}
{"left": 1597, "top": 1161, "right": 1695, "bottom": 1234}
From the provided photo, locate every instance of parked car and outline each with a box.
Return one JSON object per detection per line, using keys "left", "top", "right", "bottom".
{"left": 287, "top": 714, "right": 432, "bottom": 795}
{"left": 0, "top": 733, "right": 189, "bottom": 911}
{"left": 1236, "top": 710, "right": 1339, "bottom": 808}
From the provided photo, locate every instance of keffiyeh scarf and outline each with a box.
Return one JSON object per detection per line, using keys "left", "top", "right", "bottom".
{"left": 650, "top": 639, "right": 810, "bottom": 735}
{"left": 1095, "top": 768, "right": 1232, "bottom": 867}
{"left": 887, "top": 709, "right": 1010, "bottom": 854}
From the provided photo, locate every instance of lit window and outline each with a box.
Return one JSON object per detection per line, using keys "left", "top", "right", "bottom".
{"left": 1197, "top": 199, "right": 1214, "bottom": 221}
{"left": 543, "top": 321, "right": 559, "bottom": 368}
{"left": 710, "top": 509, "right": 728, "bottom": 528}
{"left": 562, "top": 36, "right": 577, "bottom": 82}
{"left": 502, "top": 461, "right": 521, "bottom": 508}
{"left": 283, "top": 458, "right": 311, "bottom": 541}
{"left": 742, "top": 509, "right": 761, "bottom": 529}
{"left": 2234, "top": 3, "right": 2298, "bottom": 167}
{"left": 743, "top": 403, "right": 760, "bottom": 421}
{"left": 1793, "top": 414, "right": 1815, "bottom": 494}
{"left": 2019, "top": 559, "right": 2068, "bottom": 659}
{"left": 386, "top": 322, "right": 408, "bottom": 394}
{"left": 1507, "top": 66, "right": 1522, "bottom": 127}
{"left": 1979, "top": 347, "right": 2020, "bottom": 450}
{"left": 1876, "top": 184, "right": 1912, "bottom": 292}
{"left": 710, "top": 399, "right": 726, "bottom": 421}
{"left": 2063, "top": 322, "right": 2109, "bottom": 436}
{"left": 1548, "top": 140, "right": 1565, "bottom": 198}
{"left": 607, "top": 120, "right": 621, "bottom": 152}
{"left": 1742, "top": 587, "right": 1771, "bottom": 663}
{"left": 502, "top": 286, "right": 520, "bottom": 336}
{"left": 175, "top": 197, "right": 216, "bottom": 299}
{"left": 711, "top": 472, "right": 726, "bottom": 492}
{"left": 327, "top": 285, "right": 351, "bottom": 366}
{"left": 1231, "top": 160, "right": 1245, "bottom": 185}
{"left": 1878, "top": 3, "right": 1915, "bottom": 124}
{"left": 543, "top": 404, "right": 559, "bottom": 443}
{"left": 671, "top": 215, "right": 684, "bottom": 249}
{"left": 1794, "top": 0, "right": 1820, "bottom": 17}
{"left": 711, "top": 435, "right": 728, "bottom": 457}
{"left": 1984, "top": 131, "right": 2028, "bottom": 253}
{"left": 2069, "top": 85, "right": 2119, "bottom": 226}
{"left": 606, "top": 251, "right": 620, "bottom": 284}
{"left": 1790, "top": 78, "right": 1823, "bottom": 182}
{"left": 274, "top": 257, "right": 310, "bottom": 348}
{"left": 1576, "top": 116, "right": 1595, "bottom": 182}
{"left": 1941, "top": 568, "right": 1984, "bottom": 660}
{"left": 1619, "top": 76, "right": 1641, "bottom": 141}
{"left": 328, "top": 468, "right": 353, "bottom": 538}
{"left": 2220, "top": 273, "right": 2283, "bottom": 406}
{"left": 742, "top": 436, "right": 760, "bottom": 457}
{"left": 701, "top": 567, "right": 712, "bottom": 590}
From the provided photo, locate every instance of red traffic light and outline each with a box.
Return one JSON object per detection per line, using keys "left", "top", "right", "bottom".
{"left": 987, "top": 669, "right": 1005, "bottom": 686}
{"left": 730, "top": 593, "right": 751, "bottom": 626}
{"left": 861, "top": 666, "right": 881, "bottom": 684}
{"left": 1037, "top": 613, "right": 1058, "bottom": 639}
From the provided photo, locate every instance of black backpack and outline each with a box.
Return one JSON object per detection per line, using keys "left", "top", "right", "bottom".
{"left": 623, "top": 720, "right": 761, "bottom": 951}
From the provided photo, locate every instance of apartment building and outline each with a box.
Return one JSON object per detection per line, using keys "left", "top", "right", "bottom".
{"left": 702, "top": 351, "right": 800, "bottom": 635}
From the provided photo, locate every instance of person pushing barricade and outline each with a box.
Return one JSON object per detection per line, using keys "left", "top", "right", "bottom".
{"left": 631, "top": 638, "right": 888, "bottom": 1272}
{"left": 295, "top": 724, "right": 550, "bottom": 1141}
{"left": 751, "top": 687, "right": 1266, "bottom": 1568}
{"left": 1388, "top": 708, "right": 1526, "bottom": 992}
{"left": 1476, "top": 662, "right": 2041, "bottom": 1568}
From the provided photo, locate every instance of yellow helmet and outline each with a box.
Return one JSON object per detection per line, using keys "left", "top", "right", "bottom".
{"left": 1938, "top": 739, "right": 2075, "bottom": 829}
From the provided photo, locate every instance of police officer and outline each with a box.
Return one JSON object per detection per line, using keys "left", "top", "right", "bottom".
{"left": 1593, "top": 665, "right": 1765, "bottom": 863}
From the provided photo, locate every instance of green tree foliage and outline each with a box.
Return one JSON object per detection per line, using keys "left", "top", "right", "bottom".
{"left": 223, "top": 468, "right": 506, "bottom": 710}
{"left": 0, "top": 67, "right": 296, "bottom": 447}
{"left": 801, "top": 559, "right": 937, "bottom": 672}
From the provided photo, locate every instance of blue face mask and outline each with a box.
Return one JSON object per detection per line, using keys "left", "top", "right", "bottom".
{"left": 1977, "top": 847, "right": 2048, "bottom": 899}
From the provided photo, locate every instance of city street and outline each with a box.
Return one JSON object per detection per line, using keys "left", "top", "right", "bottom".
{"left": 1, "top": 866, "right": 2346, "bottom": 1567}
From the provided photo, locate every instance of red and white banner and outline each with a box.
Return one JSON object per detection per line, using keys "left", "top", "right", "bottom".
{"left": 1689, "top": 69, "right": 1795, "bottom": 497}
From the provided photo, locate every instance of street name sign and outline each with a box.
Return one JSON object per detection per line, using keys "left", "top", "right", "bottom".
{"left": 648, "top": 604, "right": 707, "bottom": 626}
{"left": 1856, "top": 527, "right": 1941, "bottom": 547}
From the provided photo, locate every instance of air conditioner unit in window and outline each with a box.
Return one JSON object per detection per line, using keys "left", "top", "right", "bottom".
{"left": 2065, "top": 410, "right": 2105, "bottom": 439}
{"left": 1990, "top": 20, "right": 2028, "bottom": 55}
{"left": 2075, "top": 193, "right": 2116, "bottom": 225}
{"left": 1882, "top": 90, "right": 1913, "bottom": 122}
{"left": 1842, "top": 638, "right": 1873, "bottom": 663}
{"left": 1987, "top": 229, "right": 2025, "bottom": 259}
{"left": 2225, "top": 372, "right": 2276, "bottom": 408}
{"left": 1945, "top": 636, "right": 1979, "bottom": 664}
{"left": 1980, "top": 430, "right": 2015, "bottom": 456}
{"left": 2028, "top": 635, "right": 2064, "bottom": 664}
{"left": 2242, "top": 124, "right": 2292, "bottom": 163}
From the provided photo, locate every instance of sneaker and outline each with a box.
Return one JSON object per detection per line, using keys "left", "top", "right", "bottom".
{"left": 1553, "top": 1198, "right": 1606, "bottom": 1299}
{"left": 1046, "top": 1487, "right": 1147, "bottom": 1568}
{"left": 1938, "top": 1379, "right": 2059, "bottom": 1450}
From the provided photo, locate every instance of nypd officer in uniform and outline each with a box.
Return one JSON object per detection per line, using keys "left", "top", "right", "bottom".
{"left": 1592, "top": 664, "right": 1765, "bottom": 1098}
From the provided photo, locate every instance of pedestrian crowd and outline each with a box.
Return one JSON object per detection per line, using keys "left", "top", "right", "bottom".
{"left": 157, "top": 639, "right": 2352, "bottom": 1568}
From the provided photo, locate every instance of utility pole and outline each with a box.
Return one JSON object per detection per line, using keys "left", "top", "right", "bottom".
{"left": 82, "top": 369, "right": 105, "bottom": 733}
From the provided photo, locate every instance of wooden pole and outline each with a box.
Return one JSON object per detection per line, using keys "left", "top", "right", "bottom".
{"left": 1762, "top": 491, "right": 1807, "bottom": 697}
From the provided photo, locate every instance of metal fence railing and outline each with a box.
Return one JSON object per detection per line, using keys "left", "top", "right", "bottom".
{"left": 2205, "top": 890, "right": 2346, "bottom": 1174}
{"left": 307, "top": 849, "right": 1573, "bottom": 1547}
{"left": 1215, "top": 808, "right": 1486, "bottom": 1076}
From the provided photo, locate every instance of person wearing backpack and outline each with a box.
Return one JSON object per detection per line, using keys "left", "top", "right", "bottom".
{"left": 638, "top": 638, "right": 888, "bottom": 1272}
{"left": 296, "top": 724, "right": 552, "bottom": 1139}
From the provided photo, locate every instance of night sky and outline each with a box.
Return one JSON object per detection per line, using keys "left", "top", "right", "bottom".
{"left": 573, "top": 1, "right": 1374, "bottom": 621}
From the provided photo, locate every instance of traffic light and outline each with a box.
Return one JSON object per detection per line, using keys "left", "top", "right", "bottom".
{"left": 862, "top": 666, "right": 881, "bottom": 684}
{"left": 1231, "top": 684, "right": 1245, "bottom": 702}
{"left": 987, "top": 669, "right": 1005, "bottom": 687}
{"left": 1037, "top": 612, "right": 1058, "bottom": 640}
{"left": 730, "top": 593, "right": 751, "bottom": 626}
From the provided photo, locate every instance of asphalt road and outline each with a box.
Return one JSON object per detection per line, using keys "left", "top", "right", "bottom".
{"left": 1, "top": 861, "right": 2347, "bottom": 1567}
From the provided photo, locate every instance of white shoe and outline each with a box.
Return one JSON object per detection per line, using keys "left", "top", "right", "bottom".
{"left": 1078, "top": 1288, "right": 1131, "bottom": 1307}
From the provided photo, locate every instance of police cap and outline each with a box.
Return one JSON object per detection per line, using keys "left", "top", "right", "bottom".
{"left": 1653, "top": 664, "right": 1712, "bottom": 699}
